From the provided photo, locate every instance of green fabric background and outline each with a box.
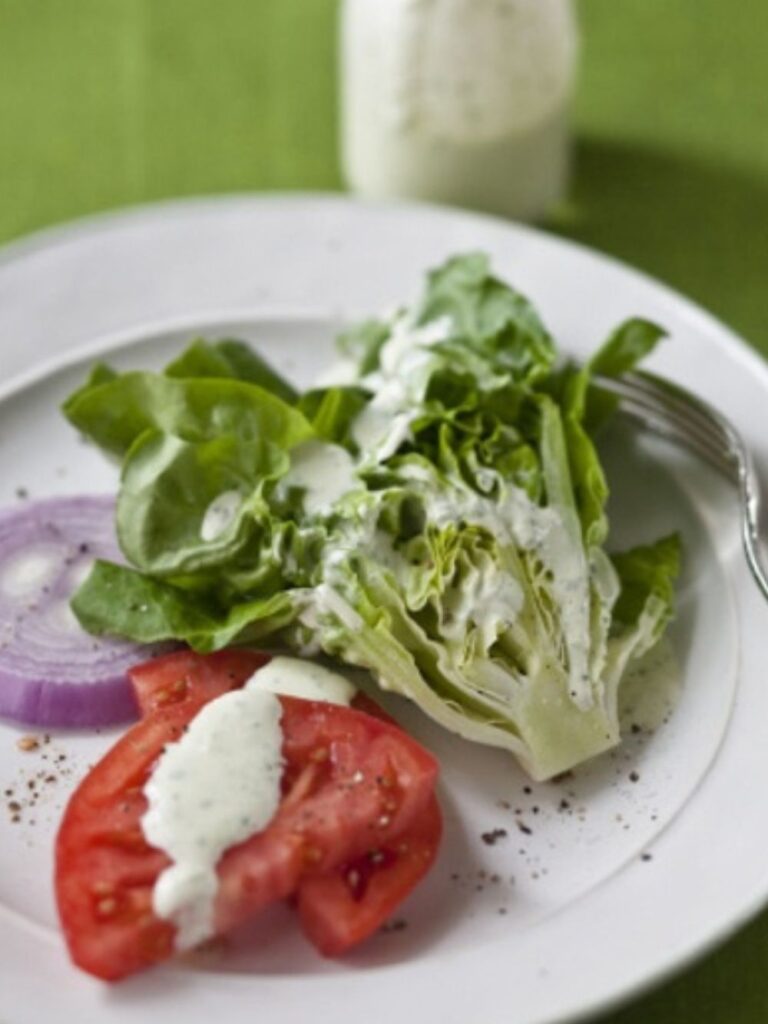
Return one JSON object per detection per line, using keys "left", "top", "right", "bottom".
{"left": 1, "top": 1, "right": 767, "bottom": 1019}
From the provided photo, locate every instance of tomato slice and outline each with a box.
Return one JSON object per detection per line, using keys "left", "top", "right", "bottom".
{"left": 297, "top": 794, "right": 442, "bottom": 956}
{"left": 293, "top": 682, "right": 442, "bottom": 956}
{"left": 129, "top": 651, "right": 386, "bottom": 723}
{"left": 129, "top": 648, "right": 269, "bottom": 715}
{"left": 127, "top": 651, "right": 442, "bottom": 961}
{"left": 56, "top": 686, "right": 438, "bottom": 980}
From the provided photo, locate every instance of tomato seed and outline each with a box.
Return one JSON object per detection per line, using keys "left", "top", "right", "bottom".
{"left": 91, "top": 881, "right": 115, "bottom": 896}
{"left": 96, "top": 898, "right": 118, "bottom": 918}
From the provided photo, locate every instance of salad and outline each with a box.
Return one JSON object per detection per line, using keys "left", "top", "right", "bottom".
{"left": 0, "top": 253, "right": 680, "bottom": 980}
{"left": 65, "top": 252, "right": 680, "bottom": 780}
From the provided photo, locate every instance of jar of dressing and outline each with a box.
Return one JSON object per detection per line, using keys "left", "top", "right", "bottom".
{"left": 340, "top": 0, "right": 578, "bottom": 222}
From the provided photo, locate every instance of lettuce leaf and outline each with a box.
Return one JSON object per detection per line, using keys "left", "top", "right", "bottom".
{"left": 414, "top": 253, "right": 556, "bottom": 386}
{"left": 72, "top": 560, "right": 297, "bottom": 651}
{"left": 63, "top": 373, "right": 310, "bottom": 458}
{"left": 165, "top": 338, "right": 299, "bottom": 404}
{"left": 612, "top": 533, "right": 681, "bottom": 633}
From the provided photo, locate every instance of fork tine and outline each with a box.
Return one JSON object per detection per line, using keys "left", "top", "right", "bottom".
{"left": 625, "top": 371, "right": 734, "bottom": 454}
{"left": 593, "top": 367, "right": 768, "bottom": 604}
{"left": 593, "top": 377, "right": 738, "bottom": 481}
{"left": 611, "top": 399, "right": 738, "bottom": 481}
{"left": 597, "top": 373, "right": 731, "bottom": 458}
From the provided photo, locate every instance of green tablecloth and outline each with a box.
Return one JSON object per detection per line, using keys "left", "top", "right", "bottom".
{"left": 1, "top": 2, "right": 767, "bottom": 1019}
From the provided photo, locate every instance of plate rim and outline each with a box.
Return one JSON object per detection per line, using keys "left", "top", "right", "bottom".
{"left": 0, "top": 308, "right": 338, "bottom": 406}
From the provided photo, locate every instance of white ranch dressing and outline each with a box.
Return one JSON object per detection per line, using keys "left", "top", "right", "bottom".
{"left": 0, "top": 545, "right": 66, "bottom": 598}
{"left": 280, "top": 440, "right": 360, "bottom": 516}
{"left": 352, "top": 314, "right": 453, "bottom": 463}
{"left": 411, "top": 472, "right": 598, "bottom": 706}
{"left": 248, "top": 656, "right": 356, "bottom": 705}
{"left": 439, "top": 553, "right": 524, "bottom": 651}
{"left": 200, "top": 489, "right": 242, "bottom": 542}
{"left": 618, "top": 638, "right": 681, "bottom": 733}
{"left": 141, "top": 660, "right": 356, "bottom": 950}
{"left": 141, "top": 688, "right": 284, "bottom": 950}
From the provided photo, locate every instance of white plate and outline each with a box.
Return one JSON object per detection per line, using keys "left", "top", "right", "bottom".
{"left": 0, "top": 197, "right": 766, "bottom": 1024}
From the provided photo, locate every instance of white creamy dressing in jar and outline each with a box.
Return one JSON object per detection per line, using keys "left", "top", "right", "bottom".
{"left": 141, "top": 658, "right": 355, "bottom": 950}
{"left": 341, "top": 0, "right": 578, "bottom": 220}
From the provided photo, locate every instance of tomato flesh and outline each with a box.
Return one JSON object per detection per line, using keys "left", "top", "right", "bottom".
{"left": 297, "top": 794, "right": 442, "bottom": 956}
{"left": 129, "top": 648, "right": 269, "bottom": 716}
{"left": 56, "top": 653, "right": 439, "bottom": 981}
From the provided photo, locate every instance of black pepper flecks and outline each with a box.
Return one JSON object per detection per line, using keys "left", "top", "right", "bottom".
{"left": 4, "top": 738, "right": 75, "bottom": 827}
{"left": 481, "top": 828, "right": 508, "bottom": 846}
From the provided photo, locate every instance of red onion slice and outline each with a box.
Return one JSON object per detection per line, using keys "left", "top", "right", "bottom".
{"left": 0, "top": 496, "right": 163, "bottom": 728}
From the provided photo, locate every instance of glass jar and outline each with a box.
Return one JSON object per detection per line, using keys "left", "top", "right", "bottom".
{"left": 340, "top": 0, "right": 578, "bottom": 222}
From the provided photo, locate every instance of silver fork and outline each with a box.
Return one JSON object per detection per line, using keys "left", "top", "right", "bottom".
{"left": 594, "top": 369, "right": 768, "bottom": 600}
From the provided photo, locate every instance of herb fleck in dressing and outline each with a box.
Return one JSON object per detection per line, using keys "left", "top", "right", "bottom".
{"left": 141, "top": 659, "right": 356, "bottom": 949}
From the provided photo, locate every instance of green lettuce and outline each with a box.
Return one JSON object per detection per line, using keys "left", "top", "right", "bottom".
{"left": 165, "top": 338, "right": 299, "bottom": 404}
{"left": 65, "top": 254, "right": 680, "bottom": 780}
